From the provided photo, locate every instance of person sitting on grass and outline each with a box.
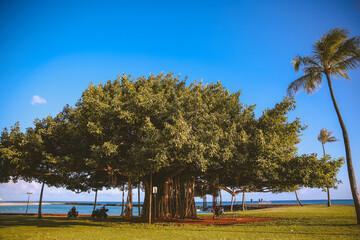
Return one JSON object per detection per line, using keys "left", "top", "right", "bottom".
{"left": 213, "top": 206, "right": 222, "bottom": 219}
{"left": 68, "top": 205, "right": 78, "bottom": 219}
{"left": 71, "top": 205, "right": 76, "bottom": 214}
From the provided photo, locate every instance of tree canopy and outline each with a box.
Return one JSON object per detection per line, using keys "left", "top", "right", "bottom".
{"left": 0, "top": 72, "right": 343, "bottom": 219}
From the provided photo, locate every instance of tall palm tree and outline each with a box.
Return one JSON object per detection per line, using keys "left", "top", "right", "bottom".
{"left": 287, "top": 27, "right": 360, "bottom": 223}
{"left": 317, "top": 128, "right": 340, "bottom": 207}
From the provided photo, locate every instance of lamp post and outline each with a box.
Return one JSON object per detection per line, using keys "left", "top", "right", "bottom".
{"left": 25, "top": 192, "right": 33, "bottom": 215}
{"left": 153, "top": 187, "right": 157, "bottom": 222}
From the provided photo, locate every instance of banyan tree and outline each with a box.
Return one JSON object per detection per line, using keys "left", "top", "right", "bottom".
{"left": 0, "top": 72, "right": 344, "bottom": 219}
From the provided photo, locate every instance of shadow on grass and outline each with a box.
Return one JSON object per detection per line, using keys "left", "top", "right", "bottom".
{"left": 0, "top": 216, "right": 137, "bottom": 228}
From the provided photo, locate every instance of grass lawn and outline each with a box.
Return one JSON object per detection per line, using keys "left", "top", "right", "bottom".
{"left": 1, "top": 205, "right": 359, "bottom": 240}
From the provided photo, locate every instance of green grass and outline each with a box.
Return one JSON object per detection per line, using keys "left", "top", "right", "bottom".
{"left": 1, "top": 205, "right": 359, "bottom": 240}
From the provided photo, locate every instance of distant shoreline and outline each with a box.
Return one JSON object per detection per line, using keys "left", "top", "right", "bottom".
{"left": 0, "top": 203, "right": 52, "bottom": 206}
{"left": 0, "top": 202, "right": 102, "bottom": 206}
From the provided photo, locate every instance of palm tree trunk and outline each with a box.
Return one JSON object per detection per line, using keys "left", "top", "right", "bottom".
{"left": 325, "top": 73, "right": 360, "bottom": 223}
{"left": 93, "top": 189, "right": 98, "bottom": 212}
{"left": 295, "top": 190, "right": 303, "bottom": 206}
{"left": 37, "top": 181, "right": 45, "bottom": 219}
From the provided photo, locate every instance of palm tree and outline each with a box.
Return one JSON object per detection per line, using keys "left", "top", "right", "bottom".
{"left": 317, "top": 128, "right": 340, "bottom": 207}
{"left": 287, "top": 27, "right": 360, "bottom": 223}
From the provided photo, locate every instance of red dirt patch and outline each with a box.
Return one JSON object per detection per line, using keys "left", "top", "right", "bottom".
{"left": 153, "top": 216, "right": 279, "bottom": 226}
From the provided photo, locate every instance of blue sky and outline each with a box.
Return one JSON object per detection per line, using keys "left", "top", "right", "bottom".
{"left": 0, "top": 0, "right": 359, "bottom": 202}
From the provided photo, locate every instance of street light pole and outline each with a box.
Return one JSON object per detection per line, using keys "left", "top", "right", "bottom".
{"left": 26, "top": 192, "right": 33, "bottom": 215}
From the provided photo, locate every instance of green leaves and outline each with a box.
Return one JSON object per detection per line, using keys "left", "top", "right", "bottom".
{"left": 288, "top": 27, "right": 360, "bottom": 96}
{"left": 0, "top": 72, "right": 343, "bottom": 196}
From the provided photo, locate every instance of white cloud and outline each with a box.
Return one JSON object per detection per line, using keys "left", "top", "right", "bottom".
{"left": 31, "top": 95, "right": 47, "bottom": 105}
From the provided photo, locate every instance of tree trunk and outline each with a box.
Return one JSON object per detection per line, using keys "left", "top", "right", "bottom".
{"left": 184, "top": 177, "right": 197, "bottom": 218}
{"left": 138, "top": 184, "right": 141, "bottom": 216}
{"left": 121, "top": 185, "right": 125, "bottom": 216}
{"left": 203, "top": 195, "right": 207, "bottom": 211}
{"left": 295, "top": 190, "right": 303, "bottom": 206}
{"left": 141, "top": 178, "right": 149, "bottom": 218}
{"left": 220, "top": 191, "right": 222, "bottom": 207}
{"left": 325, "top": 73, "right": 360, "bottom": 223}
{"left": 37, "top": 181, "right": 45, "bottom": 219}
{"left": 149, "top": 173, "right": 152, "bottom": 224}
{"left": 230, "top": 195, "right": 233, "bottom": 212}
{"left": 141, "top": 172, "right": 197, "bottom": 220}
{"left": 93, "top": 189, "right": 98, "bottom": 212}
{"left": 321, "top": 142, "right": 331, "bottom": 207}
{"left": 242, "top": 191, "right": 246, "bottom": 211}
{"left": 212, "top": 175, "right": 219, "bottom": 218}
{"left": 125, "top": 178, "right": 133, "bottom": 218}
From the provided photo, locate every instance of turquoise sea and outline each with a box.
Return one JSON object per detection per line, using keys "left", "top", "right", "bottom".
{"left": 0, "top": 199, "right": 354, "bottom": 216}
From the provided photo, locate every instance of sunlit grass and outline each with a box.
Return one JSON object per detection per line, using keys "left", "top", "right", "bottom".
{"left": 1, "top": 205, "right": 359, "bottom": 240}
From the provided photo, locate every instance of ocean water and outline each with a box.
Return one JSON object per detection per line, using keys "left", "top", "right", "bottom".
{"left": 0, "top": 199, "right": 354, "bottom": 215}
{"left": 0, "top": 202, "right": 143, "bottom": 216}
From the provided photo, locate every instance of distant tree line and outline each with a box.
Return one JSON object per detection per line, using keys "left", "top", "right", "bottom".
{"left": 0, "top": 73, "right": 343, "bottom": 219}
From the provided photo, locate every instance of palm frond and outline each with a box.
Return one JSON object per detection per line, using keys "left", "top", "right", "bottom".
{"left": 333, "top": 54, "right": 360, "bottom": 72}
{"left": 317, "top": 128, "right": 327, "bottom": 143}
{"left": 315, "top": 28, "right": 349, "bottom": 66}
{"left": 287, "top": 70, "right": 322, "bottom": 96}
{"left": 292, "top": 54, "right": 320, "bottom": 73}
{"left": 330, "top": 36, "right": 360, "bottom": 65}
{"left": 317, "top": 128, "right": 340, "bottom": 144}
{"left": 292, "top": 55, "right": 302, "bottom": 73}
{"left": 327, "top": 136, "right": 340, "bottom": 143}
{"left": 331, "top": 68, "right": 350, "bottom": 80}
{"left": 287, "top": 74, "right": 310, "bottom": 96}
{"left": 323, "top": 28, "right": 349, "bottom": 43}
{"left": 304, "top": 66, "right": 322, "bottom": 75}
{"left": 304, "top": 72, "right": 322, "bottom": 95}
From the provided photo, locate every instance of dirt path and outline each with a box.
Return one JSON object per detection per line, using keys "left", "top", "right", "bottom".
{"left": 152, "top": 216, "right": 279, "bottom": 226}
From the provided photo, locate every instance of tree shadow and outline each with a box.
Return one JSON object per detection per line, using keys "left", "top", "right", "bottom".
{"left": 0, "top": 216, "right": 127, "bottom": 228}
